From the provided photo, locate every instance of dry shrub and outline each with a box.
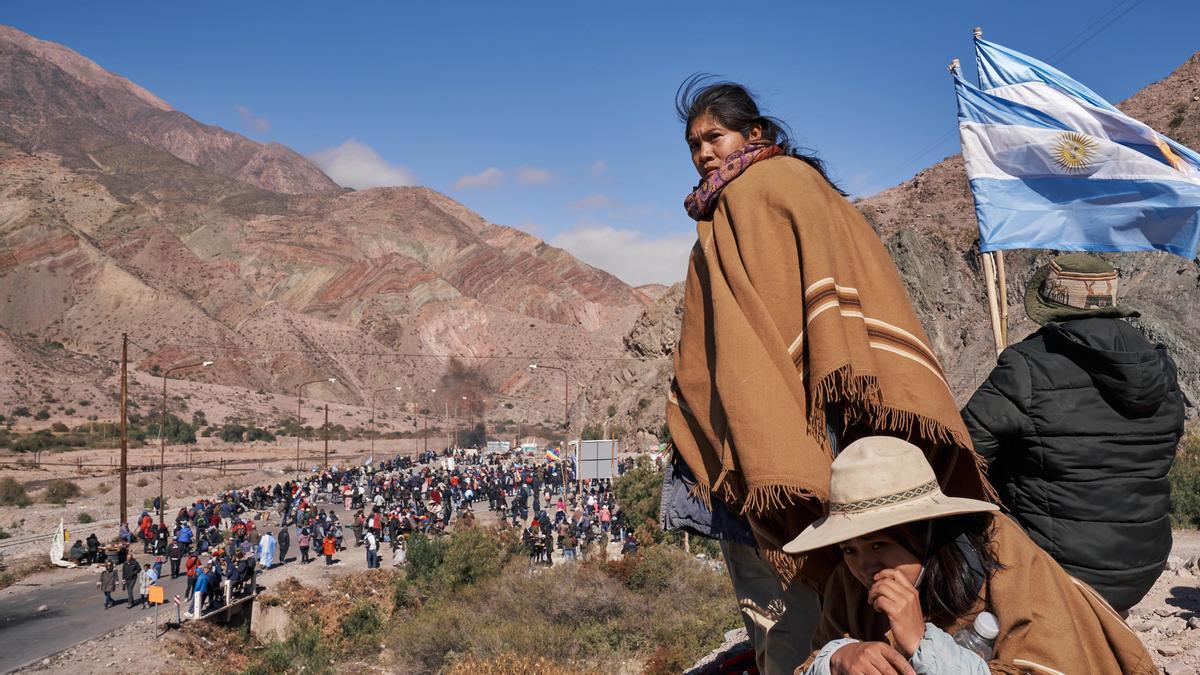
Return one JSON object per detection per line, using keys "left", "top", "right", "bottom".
{"left": 388, "top": 544, "right": 738, "bottom": 674}
{"left": 445, "top": 652, "right": 594, "bottom": 675}
{"left": 42, "top": 479, "right": 81, "bottom": 504}
{"left": 257, "top": 570, "right": 399, "bottom": 648}
{"left": 169, "top": 618, "right": 252, "bottom": 672}
{"left": 0, "top": 477, "right": 30, "bottom": 507}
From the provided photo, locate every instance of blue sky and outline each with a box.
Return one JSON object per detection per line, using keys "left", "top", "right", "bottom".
{"left": 5, "top": 1, "right": 1198, "bottom": 285}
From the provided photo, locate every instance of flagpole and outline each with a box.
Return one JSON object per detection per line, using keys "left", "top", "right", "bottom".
{"left": 995, "top": 250, "right": 1010, "bottom": 345}
{"left": 981, "top": 251, "right": 1004, "bottom": 356}
{"left": 951, "top": 53, "right": 1005, "bottom": 358}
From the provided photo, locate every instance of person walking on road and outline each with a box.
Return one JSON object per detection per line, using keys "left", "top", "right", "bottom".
{"left": 277, "top": 527, "right": 290, "bottom": 565}
{"left": 259, "top": 531, "right": 275, "bottom": 569}
{"left": 192, "top": 562, "right": 209, "bottom": 614}
{"left": 99, "top": 561, "right": 117, "bottom": 609}
{"left": 168, "top": 539, "right": 184, "bottom": 579}
{"left": 364, "top": 529, "right": 379, "bottom": 569}
{"left": 299, "top": 528, "right": 311, "bottom": 564}
{"left": 184, "top": 551, "right": 199, "bottom": 600}
{"left": 137, "top": 563, "right": 154, "bottom": 609}
{"left": 121, "top": 556, "right": 140, "bottom": 609}
{"left": 322, "top": 532, "right": 336, "bottom": 565}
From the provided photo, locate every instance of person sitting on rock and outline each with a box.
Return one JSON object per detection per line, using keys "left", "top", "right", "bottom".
{"left": 961, "top": 254, "right": 1185, "bottom": 613}
{"left": 790, "top": 437, "right": 1154, "bottom": 675}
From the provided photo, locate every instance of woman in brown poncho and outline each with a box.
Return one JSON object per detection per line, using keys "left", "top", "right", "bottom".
{"left": 667, "top": 78, "right": 994, "bottom": 674}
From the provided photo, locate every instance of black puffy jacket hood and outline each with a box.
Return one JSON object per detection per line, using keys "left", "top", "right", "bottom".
{"left": 1043, "top": 318, "right": 1168, "bottom": 417}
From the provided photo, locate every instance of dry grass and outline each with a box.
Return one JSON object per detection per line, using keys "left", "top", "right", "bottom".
{"left": 179, "top": 530, "right": 737, "bottom": 675}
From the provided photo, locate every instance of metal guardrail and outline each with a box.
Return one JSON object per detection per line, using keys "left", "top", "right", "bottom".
{"left": 0, "top": 519, "right": 117, "bottom": 551}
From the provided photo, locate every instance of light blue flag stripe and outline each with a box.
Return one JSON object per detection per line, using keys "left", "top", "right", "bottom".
{"left": 971, "top": 177, "right": 1200, "bottom": 257}
{"left": 974, "top": 36, "right": 1200, "bottom": 172}
{"left": 955, "top": 76, "right": 1069, "bottom": 131}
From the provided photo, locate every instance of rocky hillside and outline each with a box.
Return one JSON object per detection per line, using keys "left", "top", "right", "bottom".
{"left": 589, "top": 51, "right": 1200, "bottom": 449}
{"left": 0, "top": 25, "right": 648, "bottom": 425}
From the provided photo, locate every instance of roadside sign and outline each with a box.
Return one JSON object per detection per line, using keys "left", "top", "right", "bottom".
{"left": 574, "top": 439, "right": 617, "bottom": 480}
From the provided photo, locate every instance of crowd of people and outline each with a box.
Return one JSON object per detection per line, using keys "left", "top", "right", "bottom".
{"left": 86, "top": 446, "right": 638, "bottom": 614}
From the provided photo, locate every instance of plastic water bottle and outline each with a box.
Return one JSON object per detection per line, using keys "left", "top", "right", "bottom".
{"left": 954, "top": 611, "right": 999, "bottom": 660}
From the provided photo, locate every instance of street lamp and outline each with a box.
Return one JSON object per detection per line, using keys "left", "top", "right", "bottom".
{"left": 528, "top": 363, "right": 569, "bottom": 432}
{"left": 159, "top": 359, "right": 213, "bottom": 526}
{"left": 457, "top": 395, "right": 467, "bottom": 448}
{"left": 296, "top": 378, "right": 336, "bottom": 477}
{"left": 370, "top": 386, "right": 402, "bottom": 460}
{"left": 424, "top": 388, "right": 436, "bottom": 455}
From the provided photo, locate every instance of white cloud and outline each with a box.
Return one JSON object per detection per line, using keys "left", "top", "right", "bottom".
{"left": 236, "top": 105, "right": 270, "bottom": 134}
{"left": 516, "top": 166, "right": 553, "bottom": 185}
{"left": 308, "top": 139, "right": 416, "bottom": 189}
{"left": 551, "top": 224, "right": 693, "bottom": 286}
{"left": 587, "top": 160, "right": 608, "bottom": 177}
{"left": 454, "top": 167, "right": 506, "bottom": 190}
{"left": 569, "top": 193, "right": 616, "bottom": 211}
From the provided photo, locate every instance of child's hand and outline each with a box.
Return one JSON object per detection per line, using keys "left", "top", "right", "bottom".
{"left": 868, "top": 568, "right": 926, "bottom": 657}
{"left": 829, "top": 641, "right": 915, "bottom": 675}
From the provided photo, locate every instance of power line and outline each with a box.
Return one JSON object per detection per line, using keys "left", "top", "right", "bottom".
{"left": 120, "top": 340, "right": 646, "bottom": 363}
{"left": 1051, "top": 0, "right": 1145, "bottom": 66}
{"left": 1045, "top": 0, "right": 1142, "bottom": 64}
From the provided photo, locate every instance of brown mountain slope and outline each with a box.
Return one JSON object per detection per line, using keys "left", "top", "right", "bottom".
{"left": 0, "top": 27, "right": 649, "bottom": 426}
{"left": 0, "top": 24, "right": 340, "bottom": 195}
{"left": 589, "top": 51, "right": 1200, "bottom": 450}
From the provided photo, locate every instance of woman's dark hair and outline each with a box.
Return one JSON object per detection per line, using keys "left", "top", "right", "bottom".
{"left": 676, "top": 74, "right": 846, "bottom": 195}
{"left": 891, "top": 513, "right": 1003, "bottom": 624}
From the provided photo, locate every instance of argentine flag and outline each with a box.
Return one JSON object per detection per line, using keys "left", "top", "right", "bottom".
{"left": 958, "top": 36, "right": 1200, "bottom": 258}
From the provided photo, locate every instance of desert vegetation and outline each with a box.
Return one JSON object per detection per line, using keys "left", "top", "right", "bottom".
{"left": 176, "top": 526, "right": 736, "bottom": 675}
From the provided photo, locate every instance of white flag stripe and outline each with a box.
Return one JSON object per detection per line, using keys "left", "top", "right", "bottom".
{"left": 960, "top": 123, "right": 1196, "bottom": 183}
{"left": 989, "top": 83, "right": 1157, "bottom": 147}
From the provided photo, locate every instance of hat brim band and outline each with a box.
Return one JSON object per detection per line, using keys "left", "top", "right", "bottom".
{"left": 782, "top": 493, "right": 998, "bottom": 554}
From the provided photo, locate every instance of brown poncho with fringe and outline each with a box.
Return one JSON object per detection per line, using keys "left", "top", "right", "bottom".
{"left": 667, "top": 156, "right": 994, "bottom": 584}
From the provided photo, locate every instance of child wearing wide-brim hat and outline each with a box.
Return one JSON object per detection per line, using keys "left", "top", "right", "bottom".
{"left": 788, "top": 436, "right": 1154, "bottom": 675}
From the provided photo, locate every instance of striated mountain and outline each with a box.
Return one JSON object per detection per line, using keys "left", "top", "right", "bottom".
{"left": 586, "top": 51, "right": 1200, "bottom": 449}
{"left": 0, "top": 25, "right": 340, "bottom": 195}
{"left": 0, "top": 26, "right": 648, "bottom": 425}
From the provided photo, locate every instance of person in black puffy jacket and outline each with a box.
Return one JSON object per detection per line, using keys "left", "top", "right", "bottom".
{"left": 962, "top": 254, "right": 1186, "bottom": 612}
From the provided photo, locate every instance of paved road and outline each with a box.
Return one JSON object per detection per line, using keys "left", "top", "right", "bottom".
{"left": 0, "top": 507, "right": 350, "bottom": 674}
{"left": 0, "top": 552, "right": 197, "bottom": 673}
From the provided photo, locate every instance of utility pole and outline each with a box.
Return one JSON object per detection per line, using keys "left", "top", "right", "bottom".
{"left": 296, "top": 378, "right": 336, "bottom": 477}
{"left": 119, "top": 334, "right": 128, "bottom": 528}
{"left": 323, "top": 403, "right": 330, "bottom": 469}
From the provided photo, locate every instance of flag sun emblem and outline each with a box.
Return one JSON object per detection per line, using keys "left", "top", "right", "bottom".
{"left": 1052, "top": 131, "right": 1098, "bottom": 172}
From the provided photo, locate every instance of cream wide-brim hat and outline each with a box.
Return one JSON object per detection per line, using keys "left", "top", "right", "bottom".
{"left": 782, "top": 436, "right": 997, "bottom": 555}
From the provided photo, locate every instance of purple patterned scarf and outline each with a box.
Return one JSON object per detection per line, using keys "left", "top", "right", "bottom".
{"left": 684, "top": 143, "right": 784, "bottom": 220}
